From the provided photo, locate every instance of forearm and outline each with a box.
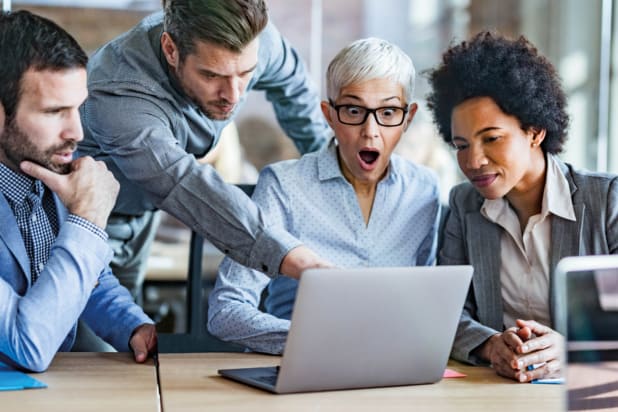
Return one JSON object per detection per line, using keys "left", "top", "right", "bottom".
{"left": 451, "top": 311, "right": 500, "bottom": 364}
{"left": 102, "top": 128, "right": 300, "bottom": 276}
{"left": 80, "top": 270, "right": 152, "bottom": 352}
{"left": 208, "top": 257, "right": 291, "bottom": 354}
{"left": 158, "top": 167, "right": 301, "bottom": 276}
{"left": 0, "top": 223, "right": 112, "bottom": 371}
{"left": 208, "top": 303, "right": 290, "bottom": 355}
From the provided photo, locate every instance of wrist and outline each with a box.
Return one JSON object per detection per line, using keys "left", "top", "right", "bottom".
{"left": 476, "top": 333, "right": 501, "bottom": 362}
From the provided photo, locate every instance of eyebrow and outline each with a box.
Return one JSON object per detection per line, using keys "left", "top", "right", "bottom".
{"left": 41, "top": 104, "right": 73, "bottom": 112}
{"left": 453, "top": 126, "right": 502, "bottom": 141}
{"left": 474, "top": 126, "right": 501, "bottom": 136}
{"left": 338, "top": 94, "right": 402, "bottom": 104}
{"left": 198, "top": 63, "right": 258, "bottom": 78}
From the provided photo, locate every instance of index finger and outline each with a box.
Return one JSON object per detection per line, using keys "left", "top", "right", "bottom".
{"left": 502, "top": 328, "right": 525, "bottom": 352}
{"left": 20, "top": 160, "right": 64, "bottom": 191}
{"left": 520, "top": 335, "right": 552, "bottom": 354}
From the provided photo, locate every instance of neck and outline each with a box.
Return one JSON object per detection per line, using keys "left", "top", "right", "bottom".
{"left": 338, "top": 154, "right": 379, "bottom": 226}
{"left": 506, "top": 151, "right": 548, "bottom": 231}
{"left": 0, "top": 151, "right": 21, "bottom": 175}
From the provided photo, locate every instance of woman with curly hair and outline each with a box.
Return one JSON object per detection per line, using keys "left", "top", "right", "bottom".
{"left": 427, "top": 31, "right": 618, "bottom": 382}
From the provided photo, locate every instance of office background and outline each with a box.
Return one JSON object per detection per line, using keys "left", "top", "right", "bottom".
{"left": 6, "top": 0, "right": 617, "bottom": 182}
{"left": 5, "top": 0, "right": 617, "bottom": 337}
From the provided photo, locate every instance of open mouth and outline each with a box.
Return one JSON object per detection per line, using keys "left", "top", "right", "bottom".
{"left": 357, "top": 148, "right": 380, "bottom": 170}
{"left": 359, "top": 150, "right": 379, "bottom": 165}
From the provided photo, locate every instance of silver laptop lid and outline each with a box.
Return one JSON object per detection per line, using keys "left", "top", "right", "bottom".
{"left": 553, "top": 255, "right": 618, "bottom": 411}
{"left": 554, "top": 255, "right": 618, "bottom": 341}
{"left": 276, "top": 265, "right": 473, "bottom": 393}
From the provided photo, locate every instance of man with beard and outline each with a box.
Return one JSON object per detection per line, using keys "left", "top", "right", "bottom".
{"left": 79, "top": 0, "right": 332, "bottom": 302}
{"left": 0, "top": 10, "right": 156, "bottom": 372}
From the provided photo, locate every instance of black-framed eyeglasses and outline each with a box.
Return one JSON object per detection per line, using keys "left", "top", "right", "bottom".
{"left": 329, "top": 99, "right": 408, "bottom": 127}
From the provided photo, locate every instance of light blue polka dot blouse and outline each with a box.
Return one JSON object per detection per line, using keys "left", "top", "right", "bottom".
{"left": 207, "top": 140, "right": 441, "bottom": 354}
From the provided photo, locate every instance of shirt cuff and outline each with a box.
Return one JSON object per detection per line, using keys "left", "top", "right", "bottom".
{"left": 66, "top": 214, "right": 109, "bottom": 242}
{"left": 249, "top": 226, "right": 302, "bottom": 277}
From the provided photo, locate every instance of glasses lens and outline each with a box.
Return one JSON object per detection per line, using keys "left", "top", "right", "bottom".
{"left": 338, "top": 105, "right": 367, "bottom": 125}
{"left": 376, "top": 107, "right": 404, "bottom": 126}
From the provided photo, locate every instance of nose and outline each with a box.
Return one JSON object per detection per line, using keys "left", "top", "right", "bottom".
{"left": 219, "top": 76, "right": 242, "bottom": 104}
{"left": 61, "top": 109, "right": 84, "bottom": 142}
{"left": 361, "top": 111, "right": 380, "bottom": 138}
{"left": 463, "top": 143, "right": 488, "bottom": 170}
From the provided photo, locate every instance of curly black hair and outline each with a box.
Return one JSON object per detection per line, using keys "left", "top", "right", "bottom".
{"left": 426, "top": 31, "right": 569, "bottom": 154}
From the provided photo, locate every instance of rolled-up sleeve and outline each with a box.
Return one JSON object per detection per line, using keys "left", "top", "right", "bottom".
{"left": 83, "top": 91, "right": 300, "bottom": 276}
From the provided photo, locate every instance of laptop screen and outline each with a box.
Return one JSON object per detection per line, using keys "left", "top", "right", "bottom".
{"left": 554, "top": 258, "right": 618, "bottom": 411}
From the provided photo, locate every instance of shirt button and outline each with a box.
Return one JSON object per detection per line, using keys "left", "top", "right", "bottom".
{"left": 38, "top": 262, "right": 44, "bottom": 272}
{"left": 31, "top": 215, "right": 37, "bottom": 222}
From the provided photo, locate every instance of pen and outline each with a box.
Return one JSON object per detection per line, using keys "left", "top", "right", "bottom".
{"left": 526, "top": 363, "right": 564, "bottom": 384}
{"left": 527, "top": 362, "right": 546, "bottom": 371}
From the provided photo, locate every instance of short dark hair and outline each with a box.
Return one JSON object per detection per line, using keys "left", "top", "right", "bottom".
{"left": 0, "top": 10, "right": 87, "bottom": 122}
{"left": 164, "top": 0, "right": 268, "bottom": 59}
{"left": 426, "top": 31, "right": 569, "bottom": 154}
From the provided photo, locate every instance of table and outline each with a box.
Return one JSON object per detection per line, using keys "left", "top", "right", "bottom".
{"left": 2, "top": 353, "right": 159, "bottom": 412}
{"left": 0, "top": 352, "right": 564, "bottom": 411}
{"left": 567, "top": 361, "right": 618, "bottom": 410}
{"left": 158, "top": 353, "right": 564, "bottom": 412}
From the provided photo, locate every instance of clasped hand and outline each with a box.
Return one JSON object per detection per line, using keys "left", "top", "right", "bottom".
{"left": 482, "top": 319, "right": 564, "bottom": 382}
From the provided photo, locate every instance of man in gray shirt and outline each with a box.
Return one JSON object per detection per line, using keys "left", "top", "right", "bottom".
{"left": 79, "top": 0, "right": 331, "bottom": 301}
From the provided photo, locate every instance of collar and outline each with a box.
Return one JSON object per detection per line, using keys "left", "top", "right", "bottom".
{"left": 543, "top": 153, "right": 576, "bottom": 221}
{"left": 0, "top": 163, "right": 43, "bottom": 205}
{"left": 481, "top": 153, "right": 576, "bottom": 222}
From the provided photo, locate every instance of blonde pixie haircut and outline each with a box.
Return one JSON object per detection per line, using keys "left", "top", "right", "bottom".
{"left": 326, "top": 37, "right": 416, "bottom": 104}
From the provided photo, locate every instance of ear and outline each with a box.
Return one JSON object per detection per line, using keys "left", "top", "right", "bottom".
{"left": 0, "top": 102, "right": 5, "bottom": 136}
{"left": 528, "top": 127, "right": 547, "bottom": 148}
{"left": 161, "top": 32, "right": 180, "bottom": 69}
{"left": 320, "top": 100, "right": 335, "bottom": 129}
{"left": 402, "top": 103, "right": 418, "bottom": 132}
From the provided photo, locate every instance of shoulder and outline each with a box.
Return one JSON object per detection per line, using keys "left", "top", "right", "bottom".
{"left": 389, "top": 154, "right": 440, "bottom": 203}
{"left": 253, "top": 22, "right": 293, "bottom": 79}
{"left": 560, "top": 159, "right": 618, "bottom": 199}
{"left": 563, "top": 161, "right": 618, "bottom": 185}
{"left": 257, "top": 158, "right": 300, "bottom": 186}
{"left": 253, "top": 151, "right": 324, "bottom": 202}
{"left": 391, "top": 154, "right": 438, "bottom": 186}
{"left": 447, "top": 181, "right": 484, "bottom": 211}
{"left": 87, "top": 13, "right": 167, "bottom": 93}
{"left": 256, "top": 21, "right": 283, "bottom": 50}
{"left": 257, "top": 152, "right": 318, "bottom": 187}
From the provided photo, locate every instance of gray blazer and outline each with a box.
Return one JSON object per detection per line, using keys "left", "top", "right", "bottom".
{"left": 440, "top": 158, "right": 618, "bottom": 364}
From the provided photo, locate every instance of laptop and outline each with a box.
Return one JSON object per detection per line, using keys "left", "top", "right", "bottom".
{"left": 553, "top": 255, "right": 618, "bottom": 411}
{"left": 218, "top": 265, "right": 473, "bottom": 394}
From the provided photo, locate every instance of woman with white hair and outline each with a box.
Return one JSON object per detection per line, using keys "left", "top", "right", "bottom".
{"left": 208, "top": 38, "right": 440, "bottom": 354}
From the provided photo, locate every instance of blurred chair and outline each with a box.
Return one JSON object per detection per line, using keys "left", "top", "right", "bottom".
{"left": 157, "top": 184, "right": 255, "bottom": 352}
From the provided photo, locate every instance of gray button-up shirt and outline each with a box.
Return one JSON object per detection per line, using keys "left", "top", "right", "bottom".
{"left": 79, "top": 12, "right": 330, "bottom": 276}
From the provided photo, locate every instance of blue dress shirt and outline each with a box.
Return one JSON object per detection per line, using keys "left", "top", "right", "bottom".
{"left": 208, "top": 141, "right": 441, "bottom": 354}
{"left": 0, "top": 164, "right": 152, "bottom": 372}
